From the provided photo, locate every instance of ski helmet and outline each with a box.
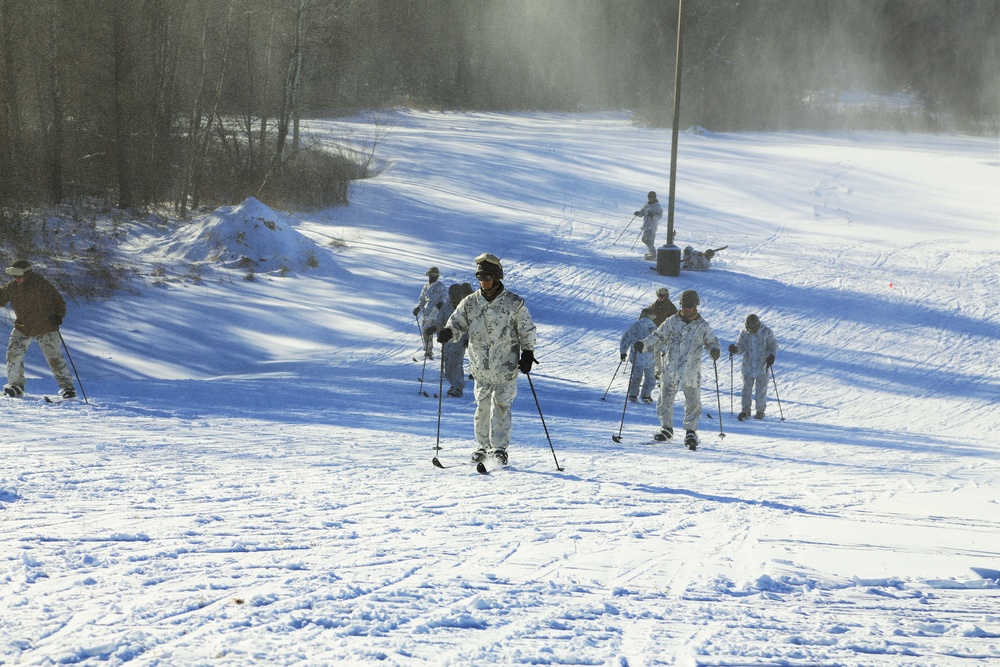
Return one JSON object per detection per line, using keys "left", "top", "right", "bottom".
{"left": 679, "top": 289, "right": 700, "bottom": 309}
{"left": 474, "top": 252, "right": 503, "bottom": 280}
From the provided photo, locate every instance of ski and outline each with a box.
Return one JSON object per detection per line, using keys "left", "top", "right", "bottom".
{"left": 431, "top": 457, "right": 491, "bottom": 475}
{"left": 44, "top": 395, "right": 75, "bottom": 404}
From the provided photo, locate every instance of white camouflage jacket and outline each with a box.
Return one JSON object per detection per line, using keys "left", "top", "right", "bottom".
{"left": 415, "top": 280, "right": 448, "bottom": 327}
{"left": 446, "top": 284, "right": 536, "bottom": 385}
{"left": 620, "top": 316, "right": 656, "bottom": 369}
{"left": 733, "top": 324, "right": 778, "bottom": 377}
{"left": 640, "top": 313, "right": 720, "bottom": 389}
{"left": 639, "top": 201, "right": 663, "bottom": 234}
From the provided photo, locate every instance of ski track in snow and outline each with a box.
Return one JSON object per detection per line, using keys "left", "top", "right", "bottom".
{"left": 2, "top": 111, "right": 999, "bottom": 665}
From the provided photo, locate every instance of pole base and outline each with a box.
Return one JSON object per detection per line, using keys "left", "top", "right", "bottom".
{"left": 656, "top": 245, "right": 681, "bottom": 276}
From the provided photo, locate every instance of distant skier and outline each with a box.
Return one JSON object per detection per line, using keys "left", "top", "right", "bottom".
{"left": 619, "top": 308, "right": 657, "bottom": 403}
{"left": 437, "top": 253, "right": 536, "bottom": 466}
{"left": 648, "top": 287, "right": 677, "bottom": 327}
{"left": 434, "top": 283, "right": 470, "bottom": 397}
{"left": 728, "top": 313, "right": 778, "bottom": 421}
{"left": 413, "top": 266, "right": 447, "bottom": 359}
{"left": 681, "top": 245, "right": 726, "bottom": 271}
{"left": 0, "top": 259, "right": 76, "bottom": 399}
{"left": 634, "top": 191, "right": 663, "bottom": 261}
{"left": 635, "top": 289, "right": 720, "bottom": 449}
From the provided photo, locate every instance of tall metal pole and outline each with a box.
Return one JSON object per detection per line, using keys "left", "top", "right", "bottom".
{"left": 665, "top": 0, "right": 684, "bottom": 248}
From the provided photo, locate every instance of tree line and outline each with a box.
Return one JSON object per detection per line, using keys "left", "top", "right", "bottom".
{"left": 1, "top": 0, "right": 996, "bottom": 212}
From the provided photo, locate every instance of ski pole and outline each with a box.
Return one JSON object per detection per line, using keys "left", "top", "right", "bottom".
{"left": 432, "top": 353, "right": 446, "bottom": 468}
{"left": 770, "top": 366, "right": 785, "bottom": 421}
{"left": 601, "top": 357, "right": 624, "bottom": 401}
{"left": 525, "top": 371, "right": 564, "bottom": 471}
{"left": 713, "top": 358, "right": 725, "bottom": 439}
{"left": 612, "top": 358, "right": 633, "bottom": 443}
{"left": 612, "top": 215, "right": 637, "bottom": 245}
{"left": 58, "top": 330, "right": 89, "bottom": 404}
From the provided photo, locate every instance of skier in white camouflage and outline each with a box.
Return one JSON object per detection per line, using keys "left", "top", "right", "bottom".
{"left": 634, "top": 191, "right": 663, "bottom": 261}
{"left": 681, "top": 246, "right": 715, "bottom": 271}
{"left": 635, "top": 289, "right": 720, "bottom": 449}
{"left": 437, "top": 253, "right": 536, "bottom": 466}
{"left": 412, "top": 266, "right": 448, "bottom": 359}
{"left": 619, "top": 307, "right": 657, "bottom": 403}
{"left": 728, "top": 313, "right": 778, "bottom": 421}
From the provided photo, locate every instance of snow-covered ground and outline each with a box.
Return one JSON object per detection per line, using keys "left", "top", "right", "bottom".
{"left": 2, "top": 111, "right": 998, "bottom": 666}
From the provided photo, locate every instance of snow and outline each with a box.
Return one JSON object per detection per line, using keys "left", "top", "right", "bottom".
{"left": 2, "top": 110, "right": 999, "bottom": 665}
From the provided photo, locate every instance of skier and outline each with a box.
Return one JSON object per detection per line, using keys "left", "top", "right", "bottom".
{"left": 648, "top": 286, "right": 677, "bottom": 327}
{"left": 412, "top": 266, "right": 448, "bottom": 359}
{"left": 635, "top": 289, "right": 720, "bottom": 449}
{"left": 1, "top": 259, "right": 76, "bottom": 398}
{"left": 681, "top": 246, "right": 722, "bottom": 271}
{"left": 437, "top": 253, "right": 536, "bottom": 466}
{"left": 728, "top": 313, "right": 779, "bottom": 420}
{"left": 434, "top": 283, "right": 470, "bottom": 397}
{"left": 619, "top": 308, "right": 657, "bottom": 403}
{"left": 634, "top": 191, "right": 663, "bottom": 261}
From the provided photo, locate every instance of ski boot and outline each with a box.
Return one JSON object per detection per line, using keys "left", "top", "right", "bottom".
{"left": 653, "top": 427, "right": 673, "bottom": 442}
{"left": 471, "top": 449, "right": 488, "bottom": 463}
{"left": 493, "top": 449, "right": 508, "bottom": 466}
{"left": 684, "top": 430, "right": 699, "bottom": 450}
{"left": 737, "top": 411, "right": 751, "bottom": 421}
{"left": 754, "top": 411, "right": 765, "bottom": 420}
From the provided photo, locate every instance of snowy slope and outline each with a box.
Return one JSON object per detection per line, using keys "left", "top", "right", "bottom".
{"left": 1, "top": 111, "right": 998, "bottom": 666}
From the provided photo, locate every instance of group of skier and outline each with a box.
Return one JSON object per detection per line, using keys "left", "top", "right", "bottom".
{"left": 619, "top": 286, "right": 779, "bottom": 450}
{"left": 634, "top": 190, "right": 724, "bottom": 270}
{"left": 414, "top": 234, "right": 780, "bottom": 464}
{"left": 415, "top": 253, "right": 536, "bottom": 467}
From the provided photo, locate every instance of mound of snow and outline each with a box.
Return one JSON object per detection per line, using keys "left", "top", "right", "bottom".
{"left": 161, "top": 197, "right": 323, "bottom": 273}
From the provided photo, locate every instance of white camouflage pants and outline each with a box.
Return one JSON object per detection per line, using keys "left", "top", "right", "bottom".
{"left": 742, "top": 372, "right": 768, "bottom": 414}
{"left": 641, "top": 226, "right": 657, "bottom": 256}
{"left": 473, "top": 378, "right": 517, "bottom": 451}
{"left": 628, "top": 364, "right": 656, "bottom": 399}
{"left": 657, "top": 384, "right": 702, "bottom": 432}
{"left": 7, "top": 329, "right": 74, "bottom": 392}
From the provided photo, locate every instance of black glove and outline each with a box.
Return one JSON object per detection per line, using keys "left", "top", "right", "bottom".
{"left": 435, "top": 301, "right": 443, "bottom": 309}
{"left": 50, "top": 314, "right": 63, "bottom": 326}
{"left": 620, "top": 353, "right": 627, "bottom": 362}
{"left": 437, "top": 328, "right": 453, "bottom": 344}
{"left": 412, "top": 306, "right": 420, "bottom": 317}
{"left": 710, "top": 348, "right": 720, "bottom": 360}
{"left": 518, "top": 350, "right": 536, "bottom": 375}
{"left": 633, "top": 211, "right": 641, "bottom": 217}
{"left": 766, "top": 354, "right": 775, "bottom": 368}
{"left": 425, "top": 325, "right": 437, "bottom": 337}
{"left": 728, "top": 344, "right": 738, "bottom": 355}
{"left": 633, "top": 341, "right": 643, "bottom": 353}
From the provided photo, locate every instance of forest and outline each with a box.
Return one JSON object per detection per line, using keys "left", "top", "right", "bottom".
{"left": 0, "top": 0, "right": 996, "bottom": 212}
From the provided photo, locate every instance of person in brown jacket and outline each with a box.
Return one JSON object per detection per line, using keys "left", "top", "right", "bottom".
{"left": 1, "top": 259, "right": 75, "bottom": 398}
{"left": 648, "top": 287, "right": 678, "bottom": 327}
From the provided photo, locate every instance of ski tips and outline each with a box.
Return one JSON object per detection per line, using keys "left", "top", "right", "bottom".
{"left": 611, "top": 435, "right": 622, "bottom": 443}
{"left": 476, "top": 462, "right": 489, "bottom": 475}
{"left": 432, "top": 457, "right": 445, "bottom": 469}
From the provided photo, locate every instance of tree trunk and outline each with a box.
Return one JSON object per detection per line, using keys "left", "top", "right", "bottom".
{"left": 111, "top": 6, "right": 133, "bottom": 209}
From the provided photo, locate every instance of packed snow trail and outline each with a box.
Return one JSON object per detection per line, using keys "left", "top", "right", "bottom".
{"left": 2, "top": 112, "right": 998, "bottom": 665}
